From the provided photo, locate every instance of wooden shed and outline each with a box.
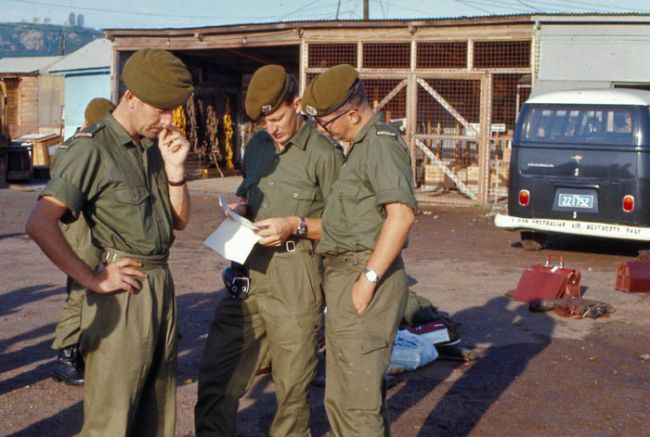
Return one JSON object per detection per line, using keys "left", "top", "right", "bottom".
{"left": 106, "top": 14, "right": 638, "bottom": 205}
{"left": 0, "top": 56, "right": 64, "bottom": 140}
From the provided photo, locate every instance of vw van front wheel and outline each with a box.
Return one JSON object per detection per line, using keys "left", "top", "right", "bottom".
{"left": 520, "top": 231, "right": 547, "bottom": 251}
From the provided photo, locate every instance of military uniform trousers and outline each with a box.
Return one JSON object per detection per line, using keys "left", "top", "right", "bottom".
{"left": 52, "top": 278, "right": 86, "bottom": 350}
{"left": 322, "top": 251, "right": 408, "bottom": 437}
{"left": 79, "top": 249, "right": 178, "bottom": 437}
{"left": 195, "top": 239, "right": 323, "bottom": 437}
{"left": 52, "top": 218, "right": 99, "bottom": 351}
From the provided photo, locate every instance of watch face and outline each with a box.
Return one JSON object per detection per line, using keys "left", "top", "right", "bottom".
{"left": 298, "top": 218, "right": 307, "bottom": 236}
{"left": 364, "top": 268, "right": 379, "bottom": 282}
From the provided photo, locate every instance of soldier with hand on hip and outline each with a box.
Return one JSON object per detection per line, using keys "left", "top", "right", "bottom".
{"left": 26, "top": 48, "right": 193, "bottom": 436}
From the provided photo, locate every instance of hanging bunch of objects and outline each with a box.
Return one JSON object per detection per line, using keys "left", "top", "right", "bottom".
{"left": 171, "top": 90, "right": 247, "bottom": 179}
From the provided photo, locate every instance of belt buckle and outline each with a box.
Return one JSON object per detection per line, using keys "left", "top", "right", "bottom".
{"left": 285, "top": 240, "right": 296, "bottom": 253}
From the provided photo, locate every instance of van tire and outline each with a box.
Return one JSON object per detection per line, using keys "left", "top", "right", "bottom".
{"left": 521, "top": 231, "right": 547, "bottom": 251}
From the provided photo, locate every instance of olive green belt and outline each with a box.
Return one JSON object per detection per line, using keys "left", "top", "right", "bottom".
{"left": 102, "top": 248, "right": 169, "bottom": 269}
{"left": 322, "top": 250, "right": 372, "bottom": 266}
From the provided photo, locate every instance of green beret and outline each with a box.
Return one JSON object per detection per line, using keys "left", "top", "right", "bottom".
{"left": 302, "top": 64, "right": 359, "bottom": 117}
{"left": 245, "top": 65, "right": 291, "bottom": 120}
{"left": 122, "top": 49, "right": 193, "bottom": 109}
{"left": 84, "top": 98, "right": 115, "bottom": 125}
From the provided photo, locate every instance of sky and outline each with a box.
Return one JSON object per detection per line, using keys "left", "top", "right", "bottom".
{"left": 2, "top": 0, "right": 650, "bottom": 29}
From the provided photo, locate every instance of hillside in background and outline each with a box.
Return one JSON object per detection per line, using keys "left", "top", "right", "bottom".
{"left": 0, "top": 22, "right": 101, "bottom": 58}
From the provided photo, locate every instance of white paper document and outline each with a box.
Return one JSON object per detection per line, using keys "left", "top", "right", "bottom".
{"left": 203, "top": 195, "right": 261, "bottom": 264}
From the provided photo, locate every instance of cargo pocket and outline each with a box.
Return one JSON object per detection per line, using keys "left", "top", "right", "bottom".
{"left": 302, "top": 251, "right": 324, "bottom": 309}
{"left": 337, "top": 332, "right": 390, "bottom": 411}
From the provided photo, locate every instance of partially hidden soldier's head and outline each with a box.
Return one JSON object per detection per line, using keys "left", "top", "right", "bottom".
{"left": 245, "top": 64, "right": 301, "bottom": 146}
{"left": 119, "top": 48, "right": 193, "bottom": 139}
{"left": 302, "top": 64, "right": 370, "bottom": 142}
{"left": 83, "top": 98, "right": 115, "bottom": 128}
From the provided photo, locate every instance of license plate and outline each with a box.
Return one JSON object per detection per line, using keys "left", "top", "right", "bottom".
{"left": 558, "top": 193, "right": 594, "bottom": 209}
{"left": 553, "top": 189, "right": 598, "bottom": 212}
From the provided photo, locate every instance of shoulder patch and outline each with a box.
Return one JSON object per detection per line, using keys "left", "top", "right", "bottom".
{"left": 74, "top": 122, "right": 104, "bottom": 139}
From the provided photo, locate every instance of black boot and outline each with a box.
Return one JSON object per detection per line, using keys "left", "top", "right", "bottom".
{"left": 52, "top": 345, "right": 84, "bottom": 386}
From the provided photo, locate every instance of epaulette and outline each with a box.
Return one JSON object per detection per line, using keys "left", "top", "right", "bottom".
{"left": 74, "top": 122, "right": 104, "bottom": 139}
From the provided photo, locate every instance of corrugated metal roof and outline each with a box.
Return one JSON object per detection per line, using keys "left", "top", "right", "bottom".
{"left": 103, "top": 12, "right": 650, "bottom": 34}
{"left": 48, "top": 39, "right": 112, "bottom": 74}
{"left": 0, "top": 55, "right": 63, "bottom": 75}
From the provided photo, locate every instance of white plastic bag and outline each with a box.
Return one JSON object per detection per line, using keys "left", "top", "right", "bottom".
{"left": 389, "top": 329, "right": 439, "bottom": 372}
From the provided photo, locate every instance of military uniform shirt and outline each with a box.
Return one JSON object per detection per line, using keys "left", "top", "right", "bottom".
{"left": 237, "top": 120, "right": 342, "bottom": 221}
{"left": 41, "top": 113, "right": 175, "bottom": 256}
{"left": 317, "top": 112, "right": 418, "bottom": 255}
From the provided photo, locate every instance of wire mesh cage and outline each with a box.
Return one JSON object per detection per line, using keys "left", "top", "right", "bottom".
{"left": 417, "top": 42, "right": 468, "bottom": 69}
{"left": 492, "top": 73, "right": 529, "bottom": 131}
{"left": 305, "top": 37, "right": 532, "bottom": 202}
{"left": 308, "top": 43, "right": 357, "bottom": 68}
{"left": 362, "top": 42, "right": 410, "bottom": 69}
{"left": 364, "top": 78, "right": 407, "bottom": 121}
{"left": 473, "top": 40, "right": 531, "bottom": 69}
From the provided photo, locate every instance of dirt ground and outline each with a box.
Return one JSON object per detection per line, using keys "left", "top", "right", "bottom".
{"left": 1, "top": 179, "right": 649, "bottom": 436}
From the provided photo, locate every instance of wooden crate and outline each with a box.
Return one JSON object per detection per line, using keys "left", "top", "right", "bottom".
{"left": 15, "top": 133, "right": 61, "bottom": 167}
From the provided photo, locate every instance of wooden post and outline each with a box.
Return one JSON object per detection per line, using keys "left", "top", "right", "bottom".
{"left": 299, "top": 39, "right": 307, "bottom": 94}
{"left": 478, "top": 73, "right": 492, "bottom": 207}
{"left": 407, "top": 39, "right": 418, "bottom": 187}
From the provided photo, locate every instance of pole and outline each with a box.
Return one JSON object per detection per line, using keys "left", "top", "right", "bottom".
{"left": 363, "top": 0, "right": 369, "bottom": 19}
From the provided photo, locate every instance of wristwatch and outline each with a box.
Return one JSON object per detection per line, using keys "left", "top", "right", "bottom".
{"left": 296, "top": 217, "right": 307, "bottom": 237}
{"left": 362, "top": 268, "right": 381, "bottom": 283}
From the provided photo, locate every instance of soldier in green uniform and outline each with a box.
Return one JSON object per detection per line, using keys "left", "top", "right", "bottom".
{"left": 302, "top": 64, "right": 418, "bottom": 436}
{"left": 25, "top": 49, "right": 193, "bottom": 436}
{"left": 51, "top": 97, "right": 115, "bottom": 386}
{"left": 195, "top": 65, "right": 342, "bottom": 437}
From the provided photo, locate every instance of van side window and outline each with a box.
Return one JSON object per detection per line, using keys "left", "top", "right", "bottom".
{"left": 522, "top": 106, "right": 636, "bottom": 146}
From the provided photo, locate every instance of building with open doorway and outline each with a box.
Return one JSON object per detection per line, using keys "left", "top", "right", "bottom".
{"left": 104, "top": 13, "right": 650, "bottom": 205}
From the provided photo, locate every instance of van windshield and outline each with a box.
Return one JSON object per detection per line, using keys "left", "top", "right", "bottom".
{"left": 521, "top": 106, "right": 637, "bottom": 145}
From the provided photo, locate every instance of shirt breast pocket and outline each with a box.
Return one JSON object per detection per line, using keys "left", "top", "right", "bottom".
{"left": 334, "top": 182, "right": 361, "bottom": 198}
{"left": 290, "top": 186, "right": 319, "bottom": 216}
{"left": 113, "top": 186, "right": 151, "bottom": 206}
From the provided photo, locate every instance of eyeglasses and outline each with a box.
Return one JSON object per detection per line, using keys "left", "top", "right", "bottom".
{"left": 311, "top": 108, "right": 351, "bottom": 131}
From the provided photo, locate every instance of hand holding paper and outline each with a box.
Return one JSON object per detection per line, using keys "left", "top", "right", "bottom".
{"left": 203, "top": 195, "right": 261, "bottom": 264}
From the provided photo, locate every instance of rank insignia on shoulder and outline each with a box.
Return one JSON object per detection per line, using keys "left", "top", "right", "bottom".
{"left": 74, "top": 122, "right": 104, "bottom": 138}
{"left": 376, "top": 130, "right": 397, "bottom": 137}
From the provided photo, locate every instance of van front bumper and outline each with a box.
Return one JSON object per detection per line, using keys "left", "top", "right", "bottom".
{"left": 494, "top": 213, "right": 650, "bottom": 241}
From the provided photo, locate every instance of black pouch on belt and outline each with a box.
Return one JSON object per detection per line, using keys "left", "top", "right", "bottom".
{"left": 222, "top": 262, "right": 250, "bottom": 300}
